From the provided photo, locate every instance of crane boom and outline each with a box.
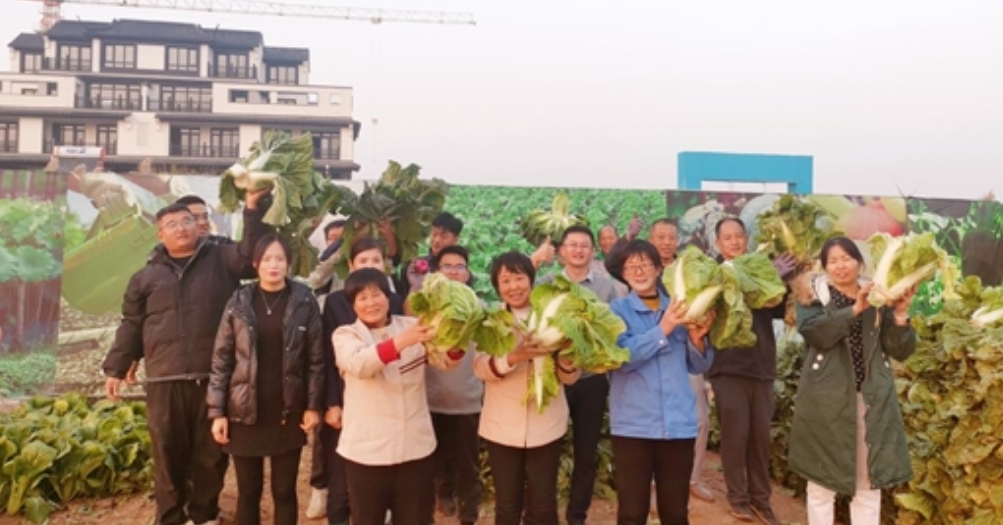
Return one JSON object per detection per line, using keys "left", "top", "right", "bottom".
{"left": 26, "top": 0, "right": 476, "bottom": 31}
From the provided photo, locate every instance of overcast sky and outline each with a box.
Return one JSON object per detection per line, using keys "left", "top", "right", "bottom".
{"left": 3, "top": 0, "right": 1002, "bottom": 199}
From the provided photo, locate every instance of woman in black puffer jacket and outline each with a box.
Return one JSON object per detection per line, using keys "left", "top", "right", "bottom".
{"left": 207, "top": 234, "right": 325, "bottom": 525}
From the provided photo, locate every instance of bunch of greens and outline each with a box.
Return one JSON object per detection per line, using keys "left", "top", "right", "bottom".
{"left": 755, "top": 195, "right": 839, "bottom": 270}
{"left": 408, "top": 273, "right": 486, "bottom": 358}
{"left": 893, "top": 277, "right": 1003, "bottom": 525}
{"left": 218, "top": 130, "right": 316, "bottom": 226}
{"left": 0, "top": 393, "right": 152, "bottom": 523}
{"left": 662, "top": 246, "right": 753, "bottom": 349}
{"left": 518, "top": 193, "right": 589, "bottom": 248}
{"left": 867, "top": 232, "right": 959, "bottom": 308}
{"left": 479, "top": 276, "right": 629, "bottom": 412}
{"left": 333, "top": 161, "right": 448, "bottom": 277}
{"left": 726, "top": 252, "right": 787, "bottom": 310}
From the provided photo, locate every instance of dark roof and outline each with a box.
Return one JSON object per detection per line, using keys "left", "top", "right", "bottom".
{"left": 209, "top": 29, "right": 263, "bottom": 49}
{"left": 46, "top": 20, "right": 112, "bottom": 40}
{"left": 9, "top": 32, "right": 44, "bottom": 51}
{"left": 0, "top": 107, "right": 131, "bottom": 119}
{"left": 263, "top": 46, "right": 309, "bottom": 64}
{"left": 44, "top": 19, "right": 264, "bottom": 49}
{"left": 156, "top": 112, "right": 354, "bottom": 127}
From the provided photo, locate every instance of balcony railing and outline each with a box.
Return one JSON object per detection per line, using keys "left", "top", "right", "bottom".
{"left": 314, "top": 148, "right": 341, "bottom": 160}
{"left": 149, "top": 97, "right": 213, "bottom": 113}
{"left": 75, "top": 96, "right": 143, "bottom": 111}
{"left": 43, "top": 57, "right": 92, "bottom": 72}
{"left": 0, "top": 140, "right": 18, "bottom": 153}
{"left": 169, "top": 143, "right": 241, "bottom": 158}
{"left": 209, "top": 63, "right": 258, "bottom": 80}
{"left": 43, "top": 139, "right": 116, "bottom": 155}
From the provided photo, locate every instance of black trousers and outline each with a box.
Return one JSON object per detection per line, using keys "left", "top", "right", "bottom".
{"left": 345, "top": 455, "right": 435, "bottom": 525}
{"left": 146, "top": 380, "right": 228, "bottom": 525}
{"left": 710, "top": 375, "right": 774, "bottom": 510}
{"left": 320, "top": 424, "right": 350, "bottom": 524}
{"left": 310, "top": 425, "right": 326, "bottom": 489}
{"left": 430, "top": 412, "right": 482, "bottom": 523}
{"left": 612, "top": 436, "right": 695, "bottom": 525}
{"left": 485, "top": 438, "right": 562, "bottom": 525}
{"left": 232, "top": 448, "right": 303, "bottom": 525}
{"left": 564, "top": 374, "right": 610, "bottom": 524}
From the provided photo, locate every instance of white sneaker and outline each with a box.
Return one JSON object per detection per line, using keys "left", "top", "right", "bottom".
{"left": 305, "top": 488, "right": 328, "bottom": 519}
{"left": 385, "top": 509, "right": 392, "bottom": 525}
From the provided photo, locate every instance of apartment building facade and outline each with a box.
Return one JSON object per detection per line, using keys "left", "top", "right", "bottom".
{"left": 0, "top": 19, "right": 359, "bottom": 179}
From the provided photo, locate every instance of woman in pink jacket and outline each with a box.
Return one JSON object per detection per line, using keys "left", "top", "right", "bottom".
{"left": 473, "top": 251, "right": 580, "bottom": 525}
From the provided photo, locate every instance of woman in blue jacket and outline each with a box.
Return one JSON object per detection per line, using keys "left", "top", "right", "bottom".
{"left": 608, "top": 240, "right": 715, "bottom": 525}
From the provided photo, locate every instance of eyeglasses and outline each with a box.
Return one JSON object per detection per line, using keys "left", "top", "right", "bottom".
{"left": 161, "top": 217, "right": 195, "bottom": 232}
{"left": 623, "top": 263, "right": 655, "bottom": 274}
{"left": 440, "top": 264, "right": 468, "bottom": 273}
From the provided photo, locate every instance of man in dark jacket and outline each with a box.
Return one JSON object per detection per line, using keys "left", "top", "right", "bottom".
{"left": 707, "top": 217, "right": 794, "bottom": 525}
{"left": 102, "top": 189, "right": 270, "bottom": 525}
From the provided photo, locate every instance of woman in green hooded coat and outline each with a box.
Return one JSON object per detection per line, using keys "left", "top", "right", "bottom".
{"left": 788, "top": 237, "right": 916, "bottom": 525}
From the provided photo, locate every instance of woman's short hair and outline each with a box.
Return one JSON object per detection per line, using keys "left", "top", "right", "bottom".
{"left": 349, "top": 236, "right": 386, "bottom": 263}
{"left": 820, "top": 236, "right": 865, "bottom": 269}
{"left": 617, "top": 240, "right": 662, "bottom": 269}
{"left": 252, "top": 234, "right": 292, "bottom": 267}
{"left": 344, "top": 267, "right": 391, "bottom": 305}
{"left": 489, "top": 251, "right": 535, "bottom": 293}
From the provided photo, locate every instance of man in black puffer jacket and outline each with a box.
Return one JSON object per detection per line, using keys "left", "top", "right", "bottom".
{"left": 102, "top": 189, "right": 270, "bottom": 525}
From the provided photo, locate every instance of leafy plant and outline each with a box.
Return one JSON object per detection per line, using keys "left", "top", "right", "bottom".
{"left": 0, "top": 394, "right": 153, "bottom": 523}
{"left": 0, "top": 350, "right": 56, "bottom": 397}
{"left": 518, "top": 193, "right": 589, "bottom": 247}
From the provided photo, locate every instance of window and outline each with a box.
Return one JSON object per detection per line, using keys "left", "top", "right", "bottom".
{"left": 171, "top": 126, "right": 201, "bottom": 156}
{"left": 229, "top": 90, "right": 248, "bottom": 103}
{"left": 215, "top": 53, "right": 250, "bottom": 78}
{"left": 263, "top": 128, "right": 292, "bottom": 138}
{"left": 160, "top": 85, "right": 212, "bottom": 112}
{"left": 88, "top": 83, "right": 141, "bottom": 109}
{"left": 267, "top": 65, "right": 297, "bottom": 85}
{"left": 330, "top": 93, "right": 342, "bottom": 106}
{"left": 0, "top": 122, "right": 17, "bottom": 153}
{"left": 313, "top": 132, "right": 339, "bottom": 159}
{"left": 57, "top": 45, "right": 92, "bottom": 71}
{"left": 96, "top": 125, "right": 117, "bottom": 154}
{"left": 210, "top": 129, "right": 239, "bottom": 157}
{"left": 47, "top": 83, "right": 58, "bottom": 96}
{"left": 102, "top": 44, "right": 136, "bottom": 69}
{"left": 53, "top": 124, "right": 85, "bottom": 146}
{"left": 167, "top": 47, "right": 199, "bottom": 73}
{"left": 21, "top": 53, "right": 42, "bottom": 73}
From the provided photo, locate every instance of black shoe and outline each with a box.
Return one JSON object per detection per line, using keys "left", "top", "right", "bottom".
{"left": 729, "top": 504, "right": 755, "bottom": 522}
{"left": 438, "top": 497, "right": 456, "bottom": 517}
{"left": 750, "top": 505, "right": 781, "bottom": 525}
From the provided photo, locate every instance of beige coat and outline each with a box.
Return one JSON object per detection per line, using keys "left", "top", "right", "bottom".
{"left": 473, "top": 347, "right": 580, "bottom": 449}
{"left": 334, "top": 315, "right": 456, "bottom": 466}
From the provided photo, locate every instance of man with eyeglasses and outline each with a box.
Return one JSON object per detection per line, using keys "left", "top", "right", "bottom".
{"left": 174, "top": 195, "right": 233, "bottom": 245}
{"left": 539, "top": 225, "right": 623, "bottom": 525}
{"left": 102, "top": 189, "right": 271, "bottom": 525}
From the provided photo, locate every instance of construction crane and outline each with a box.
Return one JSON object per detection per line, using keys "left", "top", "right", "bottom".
{"left": 24, "top": 0, "right": 476, "bottom": 32}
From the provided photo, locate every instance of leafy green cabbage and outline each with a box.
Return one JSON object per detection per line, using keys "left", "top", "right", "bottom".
{"left": 472, "top": 307, "right": 517, "bottom": 357}
{"left": 754, "top": 194, "right": 839, "bottom": 269}
{"left": 408, "top": 273, "right": 484, "bottom": 356}
{"left": 868, "top": 232, "right": 959, "bottom": 308}
{"left": 727, "top": 252, "right": 787, "bottom": 310}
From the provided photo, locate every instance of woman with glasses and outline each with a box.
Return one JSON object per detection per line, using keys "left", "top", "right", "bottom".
{"left": 607, "top": 240, "right": 715, "bottom": 525}
{"left": 419, "top": 245, "right": 484, "bottom": 525}
{"left": 473, "top": 251, "right": 580, "bottom": 525}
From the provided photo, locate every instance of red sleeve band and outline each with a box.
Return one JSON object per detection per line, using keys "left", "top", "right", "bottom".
{"left": 377, "top": 339, "right": 399, "bottom": 364}
{"left": 447, "top": 349, "right": 465, "bottom": 361}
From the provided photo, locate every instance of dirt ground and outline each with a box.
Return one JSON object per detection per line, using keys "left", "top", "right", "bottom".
{"left": 0, "top": 449, "right": 810, "bottom": 525}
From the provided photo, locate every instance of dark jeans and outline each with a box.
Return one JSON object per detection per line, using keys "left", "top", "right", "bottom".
{"left": 612, "top": 436, "right": 695, "bottom": 525}
{"left": 310, "top": 425, "right": 326, "bottom": 489}
{"left": 485, "top": 438, "right": 562, "bottom": 525}
{"left": 345, "top": 455, "right": 435, "bottom": 525}
{"left": 710, "top": 375, "right": 774, "bottom": 510}
{"left": 320, "top": 424, "right": 350, "bottom": 524}
{"left": 232, "top": 448, "right": 303, "bottom": 525}
{"left": 146, "top": 380, "right": 227, "bottom": 525}
{"left": 564, "top": 374, "right": 610, "bottom": 525}
{"left": 431, "top": 412, "right": 482, "bottom": 523}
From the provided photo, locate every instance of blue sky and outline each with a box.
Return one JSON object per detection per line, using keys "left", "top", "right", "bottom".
{"left": 3, "top": 0, "right": 1002, "bottom": 199}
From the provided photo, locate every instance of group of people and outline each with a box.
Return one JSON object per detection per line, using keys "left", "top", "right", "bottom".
{"left": 102, "top": 192, "right": 918, "bottom": 525}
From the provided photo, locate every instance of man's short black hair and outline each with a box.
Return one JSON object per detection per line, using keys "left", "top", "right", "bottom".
{"left": 432, "top": 212, "right": 464, "bottom": 237}
{"left": 156, "top": 203, "right": 193, "bottom": 222}
{"left": 437, "top": 244, "right": 470, "bottom": 263}
{"left": 560, "top": 225, "right": 595, "bottom": 247}
{"left": 324, "top": 219, "right": 347, "bottom": 236}
{"left": 714, "top": 217, "right": 746, "bottom": 237}
{"left": 344, "top": 268, "right": 392, "bottom": 307}
{"left": 651, "top": 218, "right": 678, "bottom": 229}
{"left": 175, "top": 195, "right": 207, "bottom": 207}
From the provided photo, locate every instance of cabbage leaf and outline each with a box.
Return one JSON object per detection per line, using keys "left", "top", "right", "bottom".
{"left": 408, "top": 273, "right": 484, "bottom": 356}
